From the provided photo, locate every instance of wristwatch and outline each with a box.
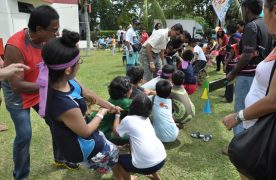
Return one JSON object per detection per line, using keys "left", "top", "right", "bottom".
{"left": 235, "top": 110, "right": 245, "bottom": 123}
{"left": 235, "top": 113, "right": 242, "bottom": 123}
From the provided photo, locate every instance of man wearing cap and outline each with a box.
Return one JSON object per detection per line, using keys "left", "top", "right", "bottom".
{"left": 227, "top": 0, "right": 272, "bottom": 135}
{"left": 139, "top": 23, "right": 183, "bottom": 82}
{"left": 125, "top": 18, "right": 141, "bottom": 72}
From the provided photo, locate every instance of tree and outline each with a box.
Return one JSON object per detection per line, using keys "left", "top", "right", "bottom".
{"left": 143, "top": 0, "right": 167, "bottom": 29}
{"left": 79, "top": 0, "right": 91, "bottom": 56}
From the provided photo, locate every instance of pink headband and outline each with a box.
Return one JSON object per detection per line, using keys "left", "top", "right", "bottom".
{"left": 36, "top": 54, "right": 80, "bottom": 117}
{"left": 157, "top": 69, "right": 173, "bottom": 78}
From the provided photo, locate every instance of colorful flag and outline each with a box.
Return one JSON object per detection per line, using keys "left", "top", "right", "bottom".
{"left": 212, "top": 0, "right": 233, "bottom": 21}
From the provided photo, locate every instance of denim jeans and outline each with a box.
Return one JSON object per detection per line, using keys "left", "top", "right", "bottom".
{"left": 6, "top": 105, "right": 63, "bottom": 180}
{"left": 224, "top": 66, "right": 234, "bottom": 102}
{"left": 233, "top": 75, "right": 254, "bottom": 135}
{"left": 6, "top": 107, "right": 32, "bottom": 180}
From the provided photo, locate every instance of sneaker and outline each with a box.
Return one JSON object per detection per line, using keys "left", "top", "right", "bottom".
{"left": 53, "top": 160, "right": 80, "bottom": 169}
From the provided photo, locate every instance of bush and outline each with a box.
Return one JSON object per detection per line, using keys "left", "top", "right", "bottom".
{"left": 99, "top": 30, "right": 117, "bottom": 38}
{"left": 90, "top": 30, "right": 117, "bottom": 42}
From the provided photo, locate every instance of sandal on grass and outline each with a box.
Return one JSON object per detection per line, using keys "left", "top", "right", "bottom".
{"left": 0, "top": 124, "right": 8, "bottom": 132}
{"left": 191, "top": 132, "right": 204, "bottom": 139}
{"left": 203, "top": 134, "right": 212, "bottom": 142}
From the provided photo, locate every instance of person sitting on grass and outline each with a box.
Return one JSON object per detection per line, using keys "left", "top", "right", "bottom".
{"left": 152, "top": 80, "right": 179, "bottom": 142}
{"left": 141, "top": 64, "right": 175, "bottom": 90}
{"left": 98, "top": 37, "right": 107, "bottom": 48}
{"left": 40, "top": 30, "right": 120, "bottom": 175}
{"left": 170, "top": 70, "right": 195, "bottom": 126}
{"left": 176, "top": 49, "right": 197, "bottom": 95}
{"left": 88, "top": 76, "right": 132, "bottom": 145}
{"left": 126, "top": 66, "right": 156, "bottom": 99}
{"left": 113, "top": 94, "right": 166, "bottom": 180}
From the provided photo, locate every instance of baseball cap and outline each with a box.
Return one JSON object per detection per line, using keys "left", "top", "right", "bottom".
{"left": 132, "top": 18, "right": 140, "bottom": 25}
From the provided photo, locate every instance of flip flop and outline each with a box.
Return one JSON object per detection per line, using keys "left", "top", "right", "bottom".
{"left": 203, "top": 134, "right": 212, "bottom": 142}
{"left": 191, "top": 132, "right": 204, "bottom": 139}
{"left": 0, "top": 124, "right": 8, "bottom": 132}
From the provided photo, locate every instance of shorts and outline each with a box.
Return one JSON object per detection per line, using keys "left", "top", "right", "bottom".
{"left": 118, "top": 154, "right": 165, "bottom": 175}
{"left": 184, "top": 84, "right": 197, "bottom": 95}
{"left": 86, "top": 131, "right": 119, "bottom": 174}
{"left": 192, "top": 60, "right": 207, "bottom": 75}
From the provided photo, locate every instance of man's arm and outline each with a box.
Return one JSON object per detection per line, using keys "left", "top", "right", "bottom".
{"left": 227, "top": 22, "right": 257, "bottom": 81}
{"left": 228, "top": 52, "right": 254, "bottom": 76}
{"left": 126, "top": 41, "right": 132, "bottom": 53}
{"left": 159, "top": 50, "right": 165, "bottom": 65}
{"left": 0, "top": 56, "right": 4, "bottom": 68}
{"left": 4, "top": 45, "right": 39, "bottom": 93}
{"left": 0, "top": 63, "right": 30, "bottom": 81}
{"left": 223, "top": 71, "right": 276, "bottom": 130}
{"left": 146, "top": 44, "right": 155, "bottom": 71}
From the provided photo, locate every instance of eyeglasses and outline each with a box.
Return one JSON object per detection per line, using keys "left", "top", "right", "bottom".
{"left": 78, "top": 58, "right": 84, "bottom": 64}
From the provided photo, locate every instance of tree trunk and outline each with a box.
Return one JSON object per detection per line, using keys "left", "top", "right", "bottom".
{"left": 84, "top": 0, "right": 91, "bottom": 56}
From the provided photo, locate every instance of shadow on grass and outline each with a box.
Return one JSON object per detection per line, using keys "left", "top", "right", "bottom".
{"left": 163, "top": 139, "right": 181, "bottom": 150}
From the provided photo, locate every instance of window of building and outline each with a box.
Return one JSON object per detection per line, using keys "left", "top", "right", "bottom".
{"left": 18, "top": 2, "right": 34, "bottom": 14}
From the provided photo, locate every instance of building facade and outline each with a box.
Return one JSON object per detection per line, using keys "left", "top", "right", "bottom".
{"left": 0, "top": 0, "right": 79, "bottom": 45}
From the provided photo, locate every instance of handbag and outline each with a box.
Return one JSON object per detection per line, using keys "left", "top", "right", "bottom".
{"left": 228, "top": 60, "right": 276, "bottom": 180}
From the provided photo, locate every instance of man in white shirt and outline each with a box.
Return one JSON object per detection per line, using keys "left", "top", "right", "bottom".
{"left": 139, "top": 24, "right": 183, "bottom": 82}
{"left": 117, "top": 25, "right": 123, "bottom": 42}
{"left": 125, "top": 18, "right": 140, "bottom": 72}
{"left": 190, "top": 39, "right": 207, "bottom": 75}
{"left": 116, "top": 25, "right": 123, "bottom": 49}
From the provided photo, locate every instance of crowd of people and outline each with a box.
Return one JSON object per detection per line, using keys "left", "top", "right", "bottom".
{"left": 1, "top": 0, "right": 276, "bottom": 179}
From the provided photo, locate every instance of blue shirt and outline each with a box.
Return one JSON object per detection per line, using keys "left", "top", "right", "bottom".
{"left": 178, "top": 61, "right": 197, "bottom": 84}
{"left": 46, "top": 79, "right": 104, "bottom": 163}
{"left": 152, "top": 96, "right": 179, "bottom": 142}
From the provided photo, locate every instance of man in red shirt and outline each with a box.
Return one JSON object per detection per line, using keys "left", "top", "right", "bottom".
{"left": 0, "top": 38, "right": 8, "bottom": 131}
{"left": 3, "top": 5, "right": 121, "bottom": 180}
{"left": 2, "top": 6, "right": 60, "bottom": 180}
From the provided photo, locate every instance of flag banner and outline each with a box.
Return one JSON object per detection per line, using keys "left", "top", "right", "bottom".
{"left": 212, "top": 0, "right": 233, "bottom": 21}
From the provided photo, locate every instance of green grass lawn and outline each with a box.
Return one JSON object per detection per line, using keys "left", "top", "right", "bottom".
{"left": 0, "top": 49, "right": 240, "bottom": 180}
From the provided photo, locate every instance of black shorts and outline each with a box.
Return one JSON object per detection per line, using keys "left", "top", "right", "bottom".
{"left": 118, "top": 154, "right": 165, "bottom": 175}
{"left": 192, "top": 60, "right": 207, "bottom": 75}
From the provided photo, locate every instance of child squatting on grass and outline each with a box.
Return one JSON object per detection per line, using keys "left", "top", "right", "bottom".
{"left": 40, "top": 29, "right": 121, "bottom": 175}
{"left": 88, "top": 76, "right": 133, "bottom": 146}
{"left": 152, "top": 80, "right": 179, "bottom": 142}
{"left": 126, "top": 66, "right": 156, "bottom": 99}
{"left": 113, "top": 94, "right": 167, "bottom": 180}
{"left": 170, "top": 70, "right": 195, "bottom": 125}
{"left": 176, "top": 49, "right": 197, "bottom": 95}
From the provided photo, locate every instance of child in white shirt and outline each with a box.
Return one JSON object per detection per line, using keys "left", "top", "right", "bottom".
{"left": 113, "top": 94, "right": 166, "bottom": 180}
